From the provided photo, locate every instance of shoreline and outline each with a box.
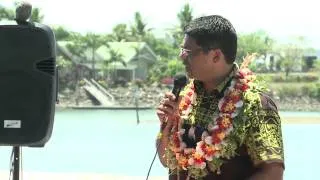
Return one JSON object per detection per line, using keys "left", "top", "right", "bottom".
{"left": 55, "top": 104, "right": 320, "bottom": 112}
{"left": 56, "top": 101, "right": 320, "bottom": 112}
{"left": 55, "top": 105, "right": 320, "bottom": 124}
{"left": 58, "top": 85, "right": 320, "bottom": 112}
{"left": 0, "top": 171, "right": 166, "bottom": 180}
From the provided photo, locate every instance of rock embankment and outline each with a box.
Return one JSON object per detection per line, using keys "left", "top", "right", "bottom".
{"left": 57, "top": 84, "right": 320, "bottom": 111}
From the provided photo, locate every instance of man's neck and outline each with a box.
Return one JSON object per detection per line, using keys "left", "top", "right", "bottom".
{"left": 203, "top": 64, "right": 234, "bottom": 92}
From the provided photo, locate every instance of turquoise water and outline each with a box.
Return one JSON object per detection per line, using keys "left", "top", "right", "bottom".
{"left": 0, "top": 109, "right": 319, "bottom": 180}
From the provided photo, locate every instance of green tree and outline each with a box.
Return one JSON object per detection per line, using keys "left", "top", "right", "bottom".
{"left": 314, "top": 59, "right": 320, "bottom": 71}
{"left": 148, "top": 59, "right": 169, "bottom": 83}
{"left": 177, "top": 4, "right": 193, "bottom": 31}
{"left": 30, "top": 7, "right": 44, "bottom": 22}
{"left": 275, "top": 36, "right": 314, "bottom": 77}
{"left": 67, "top": 32, "right": 105, "bottom": 79}
{"left": 103, "top": 48, "right": 126, "bottom": 80}
{"left": 130, "top": 12, "right": 152, "bottom": 41}
{"left": 277, "top": 44, "right": 304, "bottom": 77}
{"left": 53, "top": 26, "right": 71, "bottom": 41}
{"left": 66, "top": 32, "right": 87, "bottom": 62}
{"left": 0, "top": 6, "right": 14, "bottom": 20}
{"left": 237, "top": 30, "right": 274, "bottom": 64}
{"left": 82, "top": 33, "right": 105, "bottom": 79}
{"left": 0, "top": 4, "right": 44, "bottom": 22}
{"left": 165, "top": 59, "right": 184, "bottom": 77}
{"left": 146, "top": 36, "right": 178, "bottom": 59}
{"left": 146, "top": 4, "right": 193, "bottom": 83}
{"left": 148, "top": 57, "right": 185, "bottom": 83}
{"left": 108, "top": 24, "right": 132, "bottom": 42}
{"left": 171, "top": 3, "right": 193, "bottom": 47}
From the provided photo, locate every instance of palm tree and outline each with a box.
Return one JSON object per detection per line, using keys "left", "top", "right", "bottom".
{"left": 130, "top": 12, "right": 152, "bottom": 41}
{"left": 103, "top": 48, "right": 126, "bottom": 81}
{"left": 171, "top": 3, "right": 193, "bottom": 47}
{"left": 53, "top": 26, "right": 71, "bottom": 41}
{"left": 66, "top": 33, "right": 87, "bottom": 62}
{"left": 177, "top": 4, "right": 193, "bottom": 30}
{"left": 82, "top": 33, "right": 104, "bottom": 79}
{"left": 108, "top": 24, "right": 132, "bottom": 42}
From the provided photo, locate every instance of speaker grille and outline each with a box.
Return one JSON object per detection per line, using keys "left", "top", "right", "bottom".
{"left": 36, "top": 58, "right": 55, "bottom": 75}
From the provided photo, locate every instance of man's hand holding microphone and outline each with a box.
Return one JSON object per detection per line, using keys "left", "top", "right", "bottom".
{"left": 155, "top": 75, "right": 187, "bottom": 167}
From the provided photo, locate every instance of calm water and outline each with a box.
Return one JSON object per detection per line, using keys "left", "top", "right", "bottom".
{"left": 0, "top": 110, "right": 319, "bottom": 180}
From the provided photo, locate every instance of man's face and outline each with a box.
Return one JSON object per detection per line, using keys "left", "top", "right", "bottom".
{"left": 179, "top": 35, "right": 213, "bottom": 80}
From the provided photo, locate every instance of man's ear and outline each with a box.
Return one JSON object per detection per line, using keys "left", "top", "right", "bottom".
{"left": 210, "top": 49, "right": 222, "bottom": 63}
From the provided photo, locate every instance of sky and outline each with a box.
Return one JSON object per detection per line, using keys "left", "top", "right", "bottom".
{"left": 1, "top": 0, "right": 319, "bottom": 49}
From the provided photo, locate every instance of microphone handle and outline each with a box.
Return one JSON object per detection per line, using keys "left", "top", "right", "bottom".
{"left": 146, "top": 80, "right": 186, "bottom": 180}
{"left": 160, "top": 86, "right": 181, "bottom": 131}
{"left": 172, "top": 86, "right": 181, "bottom": 102}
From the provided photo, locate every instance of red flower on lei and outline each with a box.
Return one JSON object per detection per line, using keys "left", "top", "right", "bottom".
{"left": 168, "top": 68, "right": 256, "bottom": 172}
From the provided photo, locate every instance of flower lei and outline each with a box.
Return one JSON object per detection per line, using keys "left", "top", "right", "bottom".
{"left": 166, "top": 66, "right": 257, "bottom": 178}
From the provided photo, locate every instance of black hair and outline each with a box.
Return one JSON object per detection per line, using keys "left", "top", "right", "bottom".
{"left": 184, "top": 15, "right": 237, "bottom": 64}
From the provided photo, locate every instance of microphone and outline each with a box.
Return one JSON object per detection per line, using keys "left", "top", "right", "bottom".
{"left": 145, "top": 74, "right": 187, "bottom": 180}
{"left": 171, "top": 74, "right": 188, "bottom": 102}
{"left": 160, "top": 74, "right": 187, "bottom": 130}
{"left": 15, "top": 1, "right": 32, "bottom": 24}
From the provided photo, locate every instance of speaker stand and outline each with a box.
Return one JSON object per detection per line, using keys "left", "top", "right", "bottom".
{"left": 11, "top": 146, "right": 21, "bottom": 180}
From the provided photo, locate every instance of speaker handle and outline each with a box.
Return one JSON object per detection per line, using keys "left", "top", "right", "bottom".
{"left": 56, "top": 67, "right": 59, "bottom": 104}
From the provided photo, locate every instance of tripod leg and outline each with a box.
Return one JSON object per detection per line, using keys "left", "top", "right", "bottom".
{"left": 13, "top": 146, "right": 20, "bottom": 180}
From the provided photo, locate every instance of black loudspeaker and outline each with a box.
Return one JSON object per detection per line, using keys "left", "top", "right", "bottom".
{"left": 0, "top": 21, "right": 57, "bottom": 147}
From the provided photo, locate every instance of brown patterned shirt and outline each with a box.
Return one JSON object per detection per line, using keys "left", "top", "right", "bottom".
{"left": 169, "top": 65, "right": 284, "bottom": 180}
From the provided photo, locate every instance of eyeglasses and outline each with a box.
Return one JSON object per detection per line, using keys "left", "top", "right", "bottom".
{"left": 179, "top": 47, "right": 203, "bottom": 62}
{"left": 179, "top": 46, "right": 218, "bottom": 62}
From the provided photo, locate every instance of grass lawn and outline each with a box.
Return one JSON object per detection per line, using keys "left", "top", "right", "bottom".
{"left": 268, "top": 82, "right": 315, "bottom": 89}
